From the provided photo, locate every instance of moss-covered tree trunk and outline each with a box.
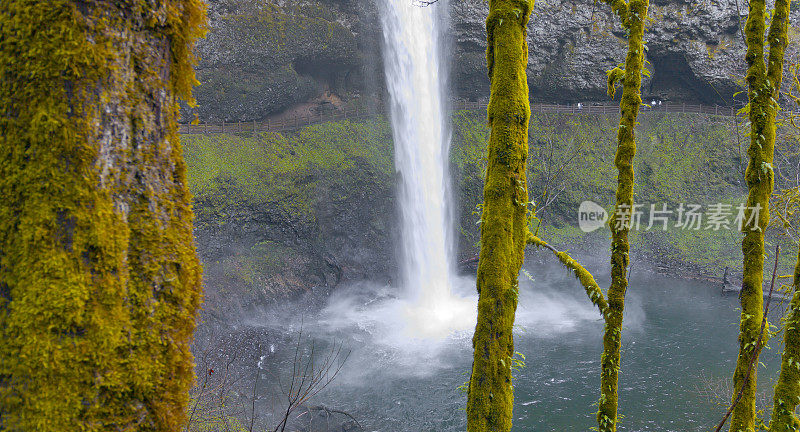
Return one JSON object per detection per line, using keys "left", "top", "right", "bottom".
{"left": 594, "top": 0, "right": 648, "bottom": 431}
{"left": 770, "top": 244, "right": 800, "bottom": 431}
{"left": 466, "top": 0, "right": 533, "bottom": 430}
{"left": 0, "top": 1, "right": 206, "bottom": 431}
{"left": 729, "top": 0, "right": 789, "bottom": 429}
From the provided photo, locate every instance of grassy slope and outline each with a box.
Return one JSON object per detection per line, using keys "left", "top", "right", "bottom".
{"left": 182, "top": 119, "right": 394, "bottom": 312}
{"left": 185, "top": 111, "right": 793, "bottom": 302}
{"left": 453, "top": 110, "right": 799, "bottom": 279}
{"left": 184, "top": 118, "right": 393, "bottom": 220}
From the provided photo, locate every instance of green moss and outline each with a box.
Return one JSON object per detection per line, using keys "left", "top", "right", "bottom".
{"left": 451, "top": 110, "right": 751, "bottom": 268}
{"left": 769, "top": 245, "right": 800, "bottom": 431}
{"left": 729, "top": 0, "right": 791, "bottom": 428}
{"left": 591, "top": 0, "right": 649, "bottom": 429}
{"left": 0, "top": 1, "right": 205, "bottom": 430}
{"left": 466, "top": 1, "right": 533, "bottom": 431}
{"left": 527, "top": 233, "right": 609, "bottom": 315}
{"left": 183, "top": 118, "right": 393, "bottom": 223}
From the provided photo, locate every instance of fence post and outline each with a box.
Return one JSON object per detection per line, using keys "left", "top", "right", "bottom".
{"left": 682, "top": 103, "right": 685, "bottom": 113}
{"left": 221, "top": 121, "right": 225, "bottom": 133}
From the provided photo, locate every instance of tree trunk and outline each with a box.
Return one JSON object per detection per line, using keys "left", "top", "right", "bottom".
{"left": 0, "top": 1, "right": 206, "bottom": 431}
{"left": 770, "top": 245, "right": 800, "bottom": 431}
{"left": 729, "top": 0, "right": 789, "bottom": 428}
{"left": 466, "top": 1, "right": 533, "bottom": 431}
{"left": 594, "top": 0, "right": 648, "bottom": 430}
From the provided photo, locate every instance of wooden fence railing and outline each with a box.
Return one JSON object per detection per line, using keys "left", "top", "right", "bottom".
{"left": 178, "top": 101, "right": 798, "bottom": 135}
{"left": 179, "top": 105, "right": 375, "bottom": 135}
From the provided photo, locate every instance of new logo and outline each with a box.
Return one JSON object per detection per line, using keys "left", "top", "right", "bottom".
{"left": 578, "top": 200, "right": 608, "bottom": 233}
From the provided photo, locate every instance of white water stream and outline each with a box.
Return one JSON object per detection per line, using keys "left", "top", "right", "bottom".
{"left": 378, "top": 0, "right": 473, "bottom": 337}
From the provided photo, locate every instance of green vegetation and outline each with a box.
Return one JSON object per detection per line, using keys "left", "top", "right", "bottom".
{"left": 465, "top": 0, "right": 534, "bottom": 430}
{"left": 184, "top": 119, "right": 393, "bottom": 221}
{"left": 453, "top": 111, "right": 750, "bottom": 275}
{"left": 183, "top": 120, "right": 394, "bottom": 306}
{"left": 182, "top": 110, "right": 800, "bottom": 431}
{"left": 185, "top": 111, "right": 779, "bottom": 292}
{"left": 0, "top": 1, "right": 205, "bottom": 431}
{"left": 596, "top": 0, "right": 649, "bottom": 427}
{"left": 729, "top": 0, "right": 791, "bottom": 427}
{"left": 770, "top": 244, "right": 800, "bottom": 431}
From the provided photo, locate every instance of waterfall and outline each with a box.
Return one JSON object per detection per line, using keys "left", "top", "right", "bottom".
{"left": 379, "top": 0, "right": 473, "bottom": 337}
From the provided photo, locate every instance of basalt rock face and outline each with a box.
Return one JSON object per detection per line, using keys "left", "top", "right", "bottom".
{"left": 191, "top": 0, "right": 798, "bottom": 120}
{"left": 189, "top": 0, "right": 383, "bottom": 122}
{"left": 185, "top": 121, "right": 399, "bottom": 321}
{"left": 452, "top": 0, "right": 799, "bottom": 105}
{"left": 192, "top": 174, "right": 398, "bottom": 320}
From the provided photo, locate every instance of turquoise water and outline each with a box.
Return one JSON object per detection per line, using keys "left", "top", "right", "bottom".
{"left": 254, "top": 263, "right": 787, "bottom": 431}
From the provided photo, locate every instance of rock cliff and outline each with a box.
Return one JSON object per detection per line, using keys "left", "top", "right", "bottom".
{"left": 189, "top": 0, "right": 798, "bottom": 121}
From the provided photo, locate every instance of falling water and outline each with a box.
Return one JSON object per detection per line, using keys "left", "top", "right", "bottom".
{"left": 379, "top": 0, "right": 473, "bottom": 337}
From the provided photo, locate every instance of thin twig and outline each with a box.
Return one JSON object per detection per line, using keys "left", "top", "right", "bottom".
{"left": 186, "top": 369, "right": 210, "bottom": 431}
{"left": 297, "top": 405, "right": 363, "bottom": 430}
{"left": 249, "top": 372, "right": 258, "bottom": 432}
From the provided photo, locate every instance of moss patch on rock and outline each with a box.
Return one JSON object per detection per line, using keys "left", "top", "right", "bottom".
{"left": 184, "top": 119, "right": 395, "bottom": 318}
{"left": 186, "top": 111, "right": 796, "bottom": 316}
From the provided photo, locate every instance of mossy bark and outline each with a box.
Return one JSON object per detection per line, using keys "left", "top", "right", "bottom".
{"left": 0, "top": 1, "right": 206, "bottom": 431}
{"left": 466, "top": 1, "right": 533, "bottom": 430}
{"left": 729, "top": 0, "right": 789, "bottom": 428}
{"left": 527, "top": 234, "right": 609, "bottom": 315}
{"left": 770, "top": 245, "right": 800, "bottom": 431}
{"left": 595, "top": 0, "right": 648, "bottom": 431}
